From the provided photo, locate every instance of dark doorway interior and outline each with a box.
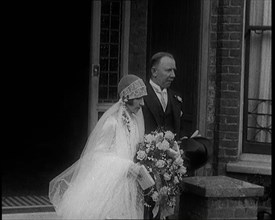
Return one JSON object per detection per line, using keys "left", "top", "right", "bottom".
{"left": 147, "top": 0, "right": 201, "bottom": 136}
{"left": 3, "top": 2, "right": 91, "bottom": 196}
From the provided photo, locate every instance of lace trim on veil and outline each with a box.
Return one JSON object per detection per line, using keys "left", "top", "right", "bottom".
{"left": 49, "top": 99, "right": 145, "bottom": 219}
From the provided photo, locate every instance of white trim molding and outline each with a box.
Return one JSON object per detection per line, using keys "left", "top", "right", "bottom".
{"left": 226, "top": 153, "right": 271, "bottom": 175}
{"left": 197, "top": 0, "right": 211, "bottom": 136}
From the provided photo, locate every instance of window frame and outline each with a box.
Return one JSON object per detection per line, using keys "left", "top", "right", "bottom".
{"left": 242, "top": 0, "right": 272, "bottom": 155}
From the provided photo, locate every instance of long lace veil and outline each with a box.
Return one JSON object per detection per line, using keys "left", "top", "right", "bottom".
{"left": 48, "top": 99, "right": 145, "bottom": 210}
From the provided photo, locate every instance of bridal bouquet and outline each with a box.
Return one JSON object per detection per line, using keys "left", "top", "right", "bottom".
{"left": 135, "top": 129, "right": 187, "bottom": 219}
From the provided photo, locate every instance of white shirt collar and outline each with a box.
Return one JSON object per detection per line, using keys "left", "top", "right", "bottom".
{"left": 149, "top": 79, "right": 167, "bottom": 94}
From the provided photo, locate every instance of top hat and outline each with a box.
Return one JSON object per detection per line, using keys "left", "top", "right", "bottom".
{"left": 180, "top": 136, "right": 213, "bottom": 171}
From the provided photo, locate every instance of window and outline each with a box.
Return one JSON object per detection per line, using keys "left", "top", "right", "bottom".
{"left": 99, "top": 0, "right": 122, "bottom": 103}
{"left": 243, "top": 0, "right": 272, "bottom": 154}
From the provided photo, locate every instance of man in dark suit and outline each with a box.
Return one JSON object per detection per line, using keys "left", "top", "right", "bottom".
{"left": 142, "top": 52, "right": 185, "bottom": 140}
{"left": 142, "top": 52, "right": 212, "bottom": 219}
{"left": 142, "top": 52, "right": 185, "bottom": 219}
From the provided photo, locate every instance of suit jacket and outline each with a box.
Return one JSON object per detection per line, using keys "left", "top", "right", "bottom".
{"left": 142, "top": 82, "right": 185, "bottom": 220}
{"left": 142, "top": 82, "right": 185, "bottom": 140}
{"left": 142, "top": 83, "right": 212, "bottom": 220}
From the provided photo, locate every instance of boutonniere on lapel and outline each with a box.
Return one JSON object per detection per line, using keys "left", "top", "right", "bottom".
{"left": 174, "top": 95, "right": 183, "bottom": 103}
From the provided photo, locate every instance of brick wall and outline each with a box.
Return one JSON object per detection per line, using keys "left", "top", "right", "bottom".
{"left": 179, "top": 176, "right": 264, "bottom": 220}
{"left": 227, "top": 173, "right": 272, "bottom": 210}
{"left": 180, "top": 194, "right": 259, "bottom": 220}
{"left": 207, "top": 0, "right": 245, "bottom": 175}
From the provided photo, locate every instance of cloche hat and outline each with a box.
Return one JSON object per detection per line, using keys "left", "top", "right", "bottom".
{"left": 118, "top": 74, "right": 147, "bottom": 100}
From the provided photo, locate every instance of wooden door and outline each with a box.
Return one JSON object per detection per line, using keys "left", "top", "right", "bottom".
{"left": 147, "top": 0, "right": 201, "bottom": 136}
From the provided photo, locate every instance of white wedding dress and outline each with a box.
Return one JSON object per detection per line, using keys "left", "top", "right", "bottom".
{"left": 49, "top": 101, "right": 144, "bottom": 219}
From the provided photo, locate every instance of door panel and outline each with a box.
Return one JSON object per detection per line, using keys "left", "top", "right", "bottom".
{"left": 147, "top": 0, "right": 201, "bottom": 135}
{"left": 88, "top": 0, "right": 101, "bottom": 133}
{"left": 89, "top": 0, "right": 129, "bottom": 132}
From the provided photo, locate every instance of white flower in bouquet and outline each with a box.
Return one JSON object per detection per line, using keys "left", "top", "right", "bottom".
{"left": 164, "top": 130, "right": 175, "bottom": 140}
{"left": 167, "top": 158, "right": 173, "bottom": 165}
{"left": 166, "top": 148, "right": 180, "bottom": 159}
{"left": 173, "top": 176, "right": 180, "bottom": 184}
{"left": 174, "top": 157, "right": 184, "bottom": 166}
{"left": 134, "top": 129, "right": 188, "bottom": 219}
{"left": 144, "top": 133, "right": 155, "bottom": 143}
{"left": 155, "top": 132, "right": 164, "bottom": 143}
{"left": 163, "top": 172, "right": 172, "bottom": 181}
{"left": 167, "top": 196, "right": 176, "bottom": 207}
{"left": 172, "top": 141, "right": 180, "bottom": 151}
{"left": 155, "top": 159, "right": 166, "bottom": 168}
{"left": 159, "top": 186, "right": 169, "bottom": 197}
{"left": 151, "top": 191, "right": 159, "bottom": 202}
{"left": 178, "top": 166, "right": 187, "bottom": 175}
{"left": 137, "top": 150, "right": 147, "bottom": 160}
{"left": 156, "top": 139, "right": 170, "bottom": 151}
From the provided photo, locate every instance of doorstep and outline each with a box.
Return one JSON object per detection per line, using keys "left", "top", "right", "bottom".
{"left": 2, "top": 195, "right": 55, "bottom": 214}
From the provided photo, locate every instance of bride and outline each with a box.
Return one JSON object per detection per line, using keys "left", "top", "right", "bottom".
{"left": 49, "top": 75, "right": 148, "bottom": 219}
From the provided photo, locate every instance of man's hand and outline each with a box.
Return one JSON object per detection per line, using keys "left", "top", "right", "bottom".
{"left": 180, "top": 130, "right": 202, "bottom": 140}
{"left": 190, "top": 130, "right": 201, "bottom": 138}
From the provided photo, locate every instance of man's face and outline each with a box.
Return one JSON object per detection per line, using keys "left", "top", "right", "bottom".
{"left": 151, "top": 56, "right": 176, "bottom": 89}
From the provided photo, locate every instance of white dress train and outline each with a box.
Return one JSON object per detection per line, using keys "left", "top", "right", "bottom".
{"left": 49, "top": 103, "right": 144, "bottom": 219}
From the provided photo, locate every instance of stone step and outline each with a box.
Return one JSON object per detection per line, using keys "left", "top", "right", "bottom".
{"left": 2, "top": 212, "right": 60, "bottom": 220}
{"left": 2, "top": 195, "right": 54, "bottom": 214}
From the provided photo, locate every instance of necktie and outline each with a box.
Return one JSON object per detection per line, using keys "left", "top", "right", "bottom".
{"left": 156, "top": 89, "right": 167, "bottom": 111}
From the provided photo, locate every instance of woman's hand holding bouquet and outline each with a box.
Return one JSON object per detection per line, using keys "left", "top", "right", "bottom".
{"left": 135, "top": 129, "right": 188, "bottom": 219}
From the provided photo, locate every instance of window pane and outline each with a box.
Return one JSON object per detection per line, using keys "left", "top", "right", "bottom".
{"left": 110, "top": 44, "right": 118, "bottom": 57}
{"left": 99, "top": 86, "right": 108, "bottom": 100}
{"left": 100, "top": 59, "right": 109, "bottom": 71}
{"left": 110, "top": 59, "right": 118, "bottom": 71}
{"left": 247, "top": 99, "right": 272, "bottom": 143}
{"left": 111, "top": 30, "right": 119, "bottom": 43}
{"left": 111, "top": 16, "right": 120, "bottom": 29}
{"left": 101, "top": 30, "right": 109, "bottom": 43}
{"left": 111, "top": 1, "right": 120, "bottom": 15}
{"left": 101, "top": 1, "right": 111, "bottom": 15}
{"left": 99, "top": 72, "right": 108, "bottom": 86}
{"left": 99, "top": 0, "right": 122, "bottom": 103}
{"left": 247, "top": 31, "right": 272, "bottom": 144}
{"left": 100, "top": 44, "right": 109, "bottom": 57}
{"left": 109, "top": 86, "right": 118, "bottom": 100}
{"left": 101, "top": 15, "right": 110, "bottom": 29}
{"left": 244, "top": 0, "right": 272, "bottom": 153}
{"left": 248, "top": 31, "right": 272, "bottom": 100}
{"left": 109, "top": 73, "right": 118, "bottom": 86}
{"left": 249, "top": 0, "right": 271, "bottom": 26}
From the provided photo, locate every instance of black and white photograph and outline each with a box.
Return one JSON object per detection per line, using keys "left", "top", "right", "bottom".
{"left": 3, "top": 0, "right": 271, "bottom": 219}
